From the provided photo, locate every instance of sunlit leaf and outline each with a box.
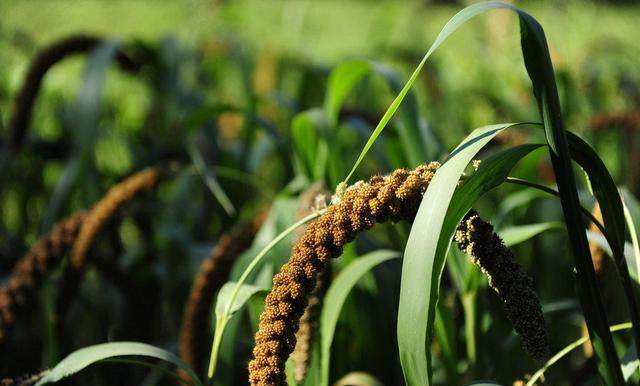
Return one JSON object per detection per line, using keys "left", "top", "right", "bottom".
{"left": 399, "top": 122, "right": 540, "bottom": 386}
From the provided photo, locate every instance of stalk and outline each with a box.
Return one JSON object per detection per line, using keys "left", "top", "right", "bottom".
{"left": 461, "top": 291, "right": 477, "bottom": 373}
{"left": 520, "top": 17, "right": 625, "bottom": 382}
{"left": 206, "top": 210, "right": 324, "bottom": 380}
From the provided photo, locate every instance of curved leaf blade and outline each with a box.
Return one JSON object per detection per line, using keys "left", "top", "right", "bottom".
{"left": 566, "top": 131, "right": 640, "bottom": 366}
{"left": 499, "top": 222, "right": 563, "bottom": 247}
{"left": 324, "top": 60, "right": 372, "bottom": 126}
{"left": 36, "top": 342, "right": 202, "bottom": 386}
{"left": 324, "top": 59, "right": 427, "bottom": 167}
{"left": 215, "top": 281, "right": 268, "bottom": 318}
{"left": 398, "top": 122, "right": 540, "bottom": 386}
{"left": 319, "top": 250, "right": 400, "bottom": 386}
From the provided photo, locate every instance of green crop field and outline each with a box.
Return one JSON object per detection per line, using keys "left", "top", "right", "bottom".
{"left": 1, "top": 1, "right": 640, "bottom": 385}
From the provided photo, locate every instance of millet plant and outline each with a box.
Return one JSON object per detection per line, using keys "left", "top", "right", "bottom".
{"left": 2, "top": 2, "right": 640, "bottom": 386}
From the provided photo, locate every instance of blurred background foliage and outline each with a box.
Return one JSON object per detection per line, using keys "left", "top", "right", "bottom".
{"left": 1, "top": 1, "right": 640, "bottom": 385}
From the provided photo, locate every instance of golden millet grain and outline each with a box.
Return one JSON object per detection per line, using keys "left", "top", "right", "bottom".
{"left": 248, "top": 163, "right": 549, "bottom": 386}
{"left": 248, "top": 163, "right": 440, "bottom": 386}
{"left": 291, "top": 182, "right": 330, "bottom": 382}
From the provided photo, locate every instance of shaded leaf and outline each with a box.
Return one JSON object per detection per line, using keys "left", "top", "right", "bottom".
{"left": 320, "top": 250, "right": 400, "bottom": 386}
{"left": 398, "top": 122, "right": 540, "bottom": 386}
{"left": 36, "top": 342, "right": 202, "bottom": 386}
{"left": 499, "top": 222, "right": 563, "bottom": 247}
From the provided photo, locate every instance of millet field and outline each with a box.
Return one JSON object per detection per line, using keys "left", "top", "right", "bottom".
{"left": 1, "top": 1, "right": 640, "bottom": 385}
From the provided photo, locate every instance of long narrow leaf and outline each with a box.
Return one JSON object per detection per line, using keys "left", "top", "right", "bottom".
{"left": 36, "top": 342, "right": 202, "bottom": 386}
{"left": 324, "top": 59, "right": 427, "bottom": 167}
{"left": 499, "top": 222, "right": 563, "bottom": 247}
{"left": 351, "top": 1, "right": 626, "bottom": 382}
{"left": 621, "top": 189, "right": 640, "bottom": 280}
{"left": 565, "top": 131, "right": 640, "bottom": 365}
{"left": 319, "top": 250, "right": 400, "bottom": 386}
{"left": 398, "top": 122, "right": 540, "bottom": 386}
{"left": 188, "top": 140, "right": 236, "bottom": 216}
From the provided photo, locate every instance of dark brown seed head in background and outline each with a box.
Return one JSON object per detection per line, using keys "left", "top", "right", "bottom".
{"left": 8, "top": 35, "right": 140, "bottom": 153}
{"left": 0, "top": 212, "right": 86, "bottom": 341}
{"left": 70, "top": 167, "right": 162, "bottom": 271}
{"left": 179, "top": 213, "right": 265, "bottom": 377}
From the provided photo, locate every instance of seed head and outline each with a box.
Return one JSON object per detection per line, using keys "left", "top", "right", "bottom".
{"left": 248, "top": 163, "right": 440, "bottom": 386}
{"left": 71, "top": 167, "right": 162, "bottom": 270}
{"left": 455, "top": 211, "right": 549, "bottom": 361}
{"left": 55, "top": 167, "right": 164, "bottom": 327}
{"left": 0, "top": 212, "right": 86, "bottom": 341}
{"left": 292, "top": 183, "right": 330, "bottom": 382}
{"left": 179, "top": 213, "right": 265, "bottom": 377}
{"left": 8, "top": 35, "right": 139, "bottom": 153}
{"left": 248, "top": 163, "right": 549, "bottom": 386}
{"left": 588, "top": 110, "right": 640, "bottom": 133}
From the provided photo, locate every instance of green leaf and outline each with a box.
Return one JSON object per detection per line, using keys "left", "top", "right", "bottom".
{"left": 324, "top": 59, "right": 428, "bottom": 167}
{"left": 325, "top": 60, "right": 372, "bottom": 126}
{"left": 434, "top": 301, "right": 458, "bottom": 382}
{"left": 343, "top": 1, "right": 626, "bottom": 381}
{"left": 41, "top": 41, "right": 121, "bottom": 230}
{"left": 339, "top": 2, "right": 538, "bottom": 185}
{"left": 585, "top": 231, "right": 637, "bottom": 279}
{"left": 622, "top": 343, "right": 639, "bottom": 381}
{"left": 566, "top": 131, "right": 640, "bottom": 370}
{"left": 291, "top": 109, "right": 330, "bottom": 181}
{"left": 566, "top": 132, "right": 626, "bottom": 265}
{"left": 499, "top": 222, "right": 563, "bottom": 247}
{"left": 35, "top": 342, "right": 202, "bottom": 386}
{"left": 525, "top": 322, "right": 632, "bottom": 386}
{"left": 215, "top": 281, "right": 268, "bottom": 318}
{"left": 495, "top": 189, "right": 547, "bottom": 225}
{"left": 319, "top": 250, "right": 400, "bottom": 386}
{"left": 519, "top": 1, "right": 627, "bottom": 380}
{"left": 230, "top": 197, "right": 299, "bottom": 279}
{"left": 286, "top": 358, "right": 298, "bottom": 386}
{"left": 188, "top": 139, "right": 236, "bottom": 216}
{"left": 208, "top": 208, "right": 323, "bottom": 379}
{"left": 398, "top": 122, "right": 541, "bottom": 386}
{"left": 621, "top": 189, "right": 640, "bottom": 282}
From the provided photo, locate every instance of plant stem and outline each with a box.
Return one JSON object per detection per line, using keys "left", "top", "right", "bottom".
{"left": 526, "top": 322, "right": 632, "bottom": 386}
{"left": 207, "top": 316, "right": 229, "bottom": 379}
{"left": 206, "top": 210, "right": 325, "bottom": 381}
{"left": 461, "top": 291, "right": 477, "bottom": 373}
{"left": 508, "top": 176, "right": 640, "bottom": 375}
